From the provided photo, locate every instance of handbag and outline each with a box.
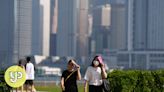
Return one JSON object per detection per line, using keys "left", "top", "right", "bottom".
{"left": 102, "top": 79, "right": 110, "bottom": 92}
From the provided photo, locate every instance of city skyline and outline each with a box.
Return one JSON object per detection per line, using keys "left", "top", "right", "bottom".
{"left": 0, "top": 0, "right": 164, "bottom": 70}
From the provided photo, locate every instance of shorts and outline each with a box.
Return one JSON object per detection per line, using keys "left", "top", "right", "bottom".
{"left": 25, "top": 80, "right": 34, "bottom": 85}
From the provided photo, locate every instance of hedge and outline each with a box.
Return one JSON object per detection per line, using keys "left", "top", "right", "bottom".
{"left": 0, "top": 70, "right": 164, "bottom": 92}
{"left": 108, "top": 70, "right": 164, "bottom": 92}
{"left": 0, "top": 70, "right": 11, "bottom": 92}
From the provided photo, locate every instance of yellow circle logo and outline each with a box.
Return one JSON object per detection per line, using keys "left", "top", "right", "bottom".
{"left": 4, "top": 65, "right": 26, "bottom": 88}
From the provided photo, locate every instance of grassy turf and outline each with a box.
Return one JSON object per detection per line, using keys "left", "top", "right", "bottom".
{"left": 35, "top": 85, "right": 84, "bottom": 92}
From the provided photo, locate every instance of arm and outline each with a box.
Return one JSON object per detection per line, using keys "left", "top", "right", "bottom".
{"left": 84, "top": 67, "right": 90, "bottom": 92}
{"left": 84, "top": 80, "right": 88, "bottom": 92}
{"left": 76, "top": 67, "right": 81, "bottom": 80}
{"left": 60, "top": 77, "right": 65, "bottom": 91}
{"left": 72, "top": 61, "right": 81, "bottom": 80}
{"left": 100, "top": 64, "right": 107, "bottom": 79}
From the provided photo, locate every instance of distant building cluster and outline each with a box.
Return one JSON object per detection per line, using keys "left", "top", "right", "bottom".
{"left": 0, "top": 0, "right": 164, "bottom": 70}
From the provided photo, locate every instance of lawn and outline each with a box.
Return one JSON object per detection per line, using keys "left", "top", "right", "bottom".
{"left": 35, "top": 85, "right": 84, "bottom": 92}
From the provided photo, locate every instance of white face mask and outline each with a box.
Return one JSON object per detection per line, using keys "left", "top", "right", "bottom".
{"left": 93, "top": 60, "right": 99, "bottom": 66}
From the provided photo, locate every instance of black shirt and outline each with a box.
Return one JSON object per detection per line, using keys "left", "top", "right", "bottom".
{"left": 61, "top": 70, "right": 78, "bottom": 92}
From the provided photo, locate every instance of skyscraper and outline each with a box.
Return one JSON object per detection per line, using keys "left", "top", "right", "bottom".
{"left": 50, "top": 0, "right": 58, "bottom": 56}
{"left": 90, "top": 0, "right": 109, "bottom": 8}
{"left": 127, "top": 0, "right": 164, "bottom": 50}
{"left": 116, "top": 0, "right": 164, "bottom": 69}
{"left": 13, "top": 0, "right": 33, "bottom": 63}
{"left": 109, "top": 0, "right": 126, "bottom": 50}
{"left": 0, "top": 0, "right": 14, "bottom": 67}
{"left": 32, "top": 0, "right": 50, "bottom": 56}
{"left": 57, "top": 0, "right": 79, "bottom": 57}
{"left": 90, "top": 5, "right": 111, "bottom": 55}
{"left": 0, "top": 0, "right": 50, "bottom": 66}
{"left": 77, "top": 0, "right": 89, "bottom": 58}
{"left": 144, "top": 0, "right": 164, "bottom": 50}
{"left": 89, "top": 0, "right": 110, "bottom": 14}
{"left": 40, "top": 0, "right": 50, "bottom": 56}
{"left": 32, "top": 0, "right": 42, "bottom": 55}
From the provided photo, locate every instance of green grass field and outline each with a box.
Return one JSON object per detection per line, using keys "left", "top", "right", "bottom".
{"left": 35, "top": 85, "right": 84, "bottom": 92}
{"left": 35, "top": 86, "right": 61, "bottom": 92}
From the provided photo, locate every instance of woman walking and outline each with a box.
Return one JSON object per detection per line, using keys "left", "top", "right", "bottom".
{"left": 60, "top": 59, "right": 81, "bottom": 92}
{"left": 84, "top": 56, "right": 107, "bottom": 92}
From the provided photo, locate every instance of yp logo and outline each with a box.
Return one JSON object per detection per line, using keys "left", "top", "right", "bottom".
{"left": 4, "top": 65, "right": 26, "bottom": 88}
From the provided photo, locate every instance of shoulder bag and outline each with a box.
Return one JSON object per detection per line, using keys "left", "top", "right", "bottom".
{"left": 102, "top": 78, "right": 110, "bottom": 92}
{"left": 65, "top": 70, "right": 76, "bottom": 82}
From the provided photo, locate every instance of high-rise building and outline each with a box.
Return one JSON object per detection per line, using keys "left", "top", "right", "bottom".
{"left": 127, "top": 0, "right": 164, "bottom": 51}
{"left": 50, "top": 0, "right": 58, "bottom": 56}
{"left": 90, "top": 5, "right": 111, "bottom": 55}
{"left": 0, "top": 0, "right": 50, "bottom": 66}
{"left": 0, "top": 0, "right": 41, "bottom": 64}
{"left": 77, "top": 0, "right": 89, "bottom": 58}
{"left": 40, "top": 0, "right": 50, "bottom": 56}
{"left": 32, "top": 0, "right": 42, "bottom": 55}
{"left": 90, "top": 0, "right": 109, "bottom": 8}
{"left": 89, "top": 0, "right": 110, "bottom": 14}
{"left": 32, "top": 0, "right": 50, "bottom": 56}
{"left": 31, "top": 0, "right": 51, "bottom": 56}
{"left": 13, "top": 0, "right": 33, "bottom": 63}
{"left": 116, "top": 0, "right": 164, "bottom": 69}
{"left": 0, "top": 0, "right": 15, "bottom": 67}
{"left": 109, "top": 0, "right": 126, "bottom": 50}
{"left": 126, "top": 0, "right": 134, "bottom": 51}
{"left": 57, "top": 0, "right": 79, "bottom": 57}
{"left": 146, "top": 0, "right": 164, "bottom": 50}
{"left": 110, "top": 0, "right": 126, "bottom": 5}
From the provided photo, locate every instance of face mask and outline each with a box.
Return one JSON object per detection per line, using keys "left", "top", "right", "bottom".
{"left": 93, "top": 60, "right": 99, "bottom": 66}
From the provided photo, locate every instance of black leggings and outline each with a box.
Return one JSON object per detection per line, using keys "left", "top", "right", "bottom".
{"left": 89, "top": 85, "right": 103, "bottom": 92}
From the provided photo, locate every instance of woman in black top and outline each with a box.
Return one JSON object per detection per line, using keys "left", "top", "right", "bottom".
{"left": 60, "top": 59, "right": 81, "bottom": 92}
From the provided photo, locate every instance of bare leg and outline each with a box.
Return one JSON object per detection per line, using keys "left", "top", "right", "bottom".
{"left": 30, "top": 85, "right": 32, "bottom": 92}
{"left": 32, "top": 85, "right": 36, "bottom": 92}
{"left": 25, "top": 84, "right": 28, "bottom": 92}
{"left": 21, "top": 85, "right": 23, "bottom": 92}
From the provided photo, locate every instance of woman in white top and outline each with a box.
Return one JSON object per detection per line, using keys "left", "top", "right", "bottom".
{"left": 84, "top": 56, "right": 107, "bottom": 92}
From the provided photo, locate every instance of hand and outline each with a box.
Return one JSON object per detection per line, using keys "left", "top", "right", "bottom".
{"left": 76, "top": 65, "right": 80, "bottom": 70}
{"left": 62, "top": 86, "right": 65, "bottom": 91}
{"left": 74, "top": 65, "right": 80, "bottom": 71}
{"left": 100, "top": 62, "right": 104, "bottom": 68}
{"left": 72, "top": 60, "right": 80, "bottom": 69}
